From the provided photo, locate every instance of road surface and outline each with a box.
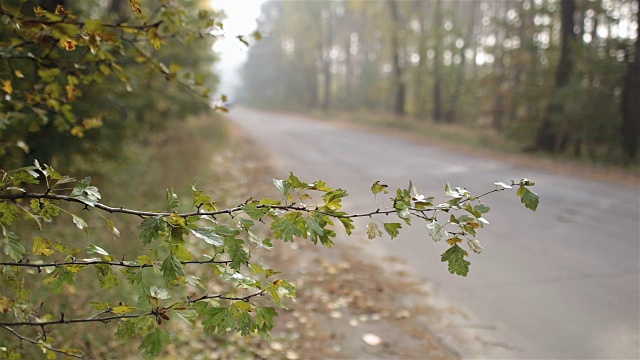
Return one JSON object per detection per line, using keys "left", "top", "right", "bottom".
{"left": 227, "top": 108, "right": 639, "bottom": 359}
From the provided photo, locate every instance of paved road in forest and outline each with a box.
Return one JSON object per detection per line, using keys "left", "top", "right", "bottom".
{"left": 226, "top": 108, "right": 639, "bottom": 359}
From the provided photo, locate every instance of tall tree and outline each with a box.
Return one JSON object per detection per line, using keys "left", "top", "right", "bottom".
{"left": 535, "top": 0, "right": 577, "bottom": 152}
{"left": 621, "top": 0, "right": 640, "bottom": 160}
{"left": 387, "top": 0, "right": 406, "bottom": 115}
{"left": 432, "top": 0, "right": 444, "bottom": 122}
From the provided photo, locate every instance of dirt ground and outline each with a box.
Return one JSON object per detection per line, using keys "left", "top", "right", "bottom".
{"left": 190, "top": 121, "right": 476, "bottom": 360}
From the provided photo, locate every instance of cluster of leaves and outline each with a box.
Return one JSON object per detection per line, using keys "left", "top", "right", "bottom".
{"left": 0, "top": 1, "right": 222, "bottom": 168}
{"left": 0, "top": 160, "right": 538, "bottom": 358}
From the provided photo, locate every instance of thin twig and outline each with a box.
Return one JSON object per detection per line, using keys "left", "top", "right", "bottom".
{"left": 1, "top": 325, "right": 85, "bottom": 359}
{"left": 0, "top": 258, "right": 231, "bottom": 270}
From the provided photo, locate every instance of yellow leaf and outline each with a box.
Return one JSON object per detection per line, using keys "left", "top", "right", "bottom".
{"left": 83, "top": 117, "right": 103, "bottom": 130}
{"left": 70, "top": 126, "right": 85, "bottom": 138}
{"left": 14, "top": 70, "right": 24, "bottom": 78}
{"left": 65, "top": 84, "right": 81, "bottom": 101}
{"left": 59, "top": 37, "right": 77, "bottom": 51}
{"left": 112, "top": 305, "right": 137, "bottom": 314}
{"left": 137, "top": 255, "right": 153, "bottom": 265}
{"left": 446, "top": 237, "right": 463, "bottom": 246}
{"left": 2, "top": 79, "right": 12, "bottom": 94}
{"left": 33, "top": 236, "right": 55, "bottom": 256}
{"left": 64, "top": 264, "right": 85, "bottom": 273}
{"left": 0, "top": 296, "right": 13, "bottom": 314}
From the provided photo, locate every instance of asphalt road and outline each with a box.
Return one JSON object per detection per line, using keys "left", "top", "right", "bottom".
{"left": 227, "top": 108, "right": 640, "bottom": 359}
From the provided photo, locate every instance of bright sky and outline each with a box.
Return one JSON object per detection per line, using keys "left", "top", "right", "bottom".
{"left": 211, "top": 0, "right": 265, "bottom": 98}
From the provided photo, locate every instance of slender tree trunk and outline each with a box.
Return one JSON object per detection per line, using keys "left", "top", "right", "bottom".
{"left": 447, "top": 1, "right": 476, "bottom": 123}
{"left": 432, "top": 0, "right": 443, "bottom": 122}
{"left": 387, "top": 0, "right": 406, "bottom": 116}
{"left": 414, "top": 0, "right": 428, "bottom": 118}
{"left": 620, "top": 0, "right": 640, "bottom": 159}
{"left": 535, "top": 0, "right": 576, "bottom": 152}
{"left": 322, "top": 6, "right": 333, "bottom": 112}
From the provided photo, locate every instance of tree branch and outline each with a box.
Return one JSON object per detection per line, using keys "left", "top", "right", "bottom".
{"left": 0, "top": 325, "right": 86, "bottom": 359}
{"left": 0, "top": 257, "right": 231, "bottom": 270}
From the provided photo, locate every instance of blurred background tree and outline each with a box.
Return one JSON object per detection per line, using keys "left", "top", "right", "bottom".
{"left": 239, "top": 0, "right": 640, "bottom": 162}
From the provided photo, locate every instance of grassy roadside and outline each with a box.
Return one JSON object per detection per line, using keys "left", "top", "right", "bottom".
{"left": 5, "top": 111, "right": 459, "bottom": 359}
{"left": 304, "top": 110, "right": 639, "bottom": 186}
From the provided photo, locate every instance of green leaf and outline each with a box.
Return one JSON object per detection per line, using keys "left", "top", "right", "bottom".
{"left": 139, "top": 217, "right": 166, "bottom": 244}
{"left": 271, "top": 213, "right": 303, "bottom": 242}
{"left": 174, "top": 310, "right": 198, "bottom": 325}
{"left": 2, "top": 230, "right": 25, "bottom": 261}
{"left": 517, "top": 187, "right": 540, "bottom": 211}
{"left": 305, "top": 216, "right": 324, "bottom": 244}
{"left": 30, "top": 199, "right": 60, "bottom": 220}
{"left": 273, "top": 179, "right": 292, "bottom": 197}
{"left": 140, "top": 327, "right": 171, "bottom": 359}
{"left": 192, "top": 188, "right": 216, "bottom": 212}
{"left": 371, "top": 181, "right": 389, "bottom": 195}
{"left": 241, "top": 203, "right": 268, "bottom": 220}
{"left": 0, "top": 201, "right": 21, "bottom": 226}
{"left": 189, "top": 227, "right": 223, "bottom": 246}
{"left": 225, "top": 237, "right": 248, "bottom": 270}
{"left": 161, "top": 252, "right": 184, "bottom": 283}
{"left": 393, "top": 187, "right": 412, "bottom": 223}
{"left": 43, "top": 266, "right": 74, "bottom": 294}
{"left": 310, "top": 180, "right": 331, "bottom": 192}
{"left": 95, "top": 264, "right": 118, "bottom": 289}
{"left": 84, "top": 18, "right": 103, "bottom": 33}
{"left": 427, "top": 221, "right": 446, "bottom": 242}
{"left": 259, "top": 198, "right": 281, "bottom": 206}
{"left": 87, "top": 244, "right": 109, "bottom": 256}
{"left": 201, "top": 306, "right": 235, "bottom": 333}
{"left": 256, "top": 306, "right": 278, "bottom": 336}
{"left": 166, "top": 188, "right": 179, "bottom": 211}
{"left": 323, "top": 189, "right": 348, "bottom": 210}
{"left": 70, "top": 177, "right": 101, "bottom": 206}
{"left": 383, "top": 222, "right": 401, "bottom": 239}
{"left": 287, "top": 172, "right": 311, "bottom": 190}
{"left": 338, "top": 217, "right": 354, "bottom": 236}
{"left": 71, "top": 214, "right": 88, "bottom": 232}
{"left": 103, "top": 217, "right": 121, "bottom": 238}
{"left": 473, "top": 203, "right": 490, "bottom": 214}
{"left": 440, "top": 244, "right": 470, "bottom": 277}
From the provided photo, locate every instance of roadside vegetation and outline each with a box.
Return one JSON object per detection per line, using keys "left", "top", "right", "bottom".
{"left": 0, "top": 1, "right": 539, "bottom": 358}
{"left": 240, "top": 0, "right": 640, "bottom": 165}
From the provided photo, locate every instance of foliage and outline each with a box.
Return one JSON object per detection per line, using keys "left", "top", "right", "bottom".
{"left": 0, "top": 0, "right": 220, "bottom": 170}
{"left": 0, "top": 161, "right": 538, "bottom": 358}
{"left": 240, "top": 0, "right": 639, "bottom": 162}
{"left": 0, "top": 1, "right": 541, "bottom": 358}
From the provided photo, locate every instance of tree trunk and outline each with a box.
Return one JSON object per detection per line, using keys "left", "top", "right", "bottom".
{"left": 432, "top": 0, "right": 443, "bottom": 122}
{"left": 447, "top": 0, "right": 476, "bottom": 124}
{"left": 535, "top": 0, "right": 576, "bottom": 152}
{"left": 388, "top": 0, "right": 406, "bottom": 116}
{"left": 322, "top": 6, "right": 333, "bottom": 112}
{"left": 620, "top": 0, "right": 640, "bottom": 160}
{"left": 413, "top": 0, "right": 430, "bottom": 118}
